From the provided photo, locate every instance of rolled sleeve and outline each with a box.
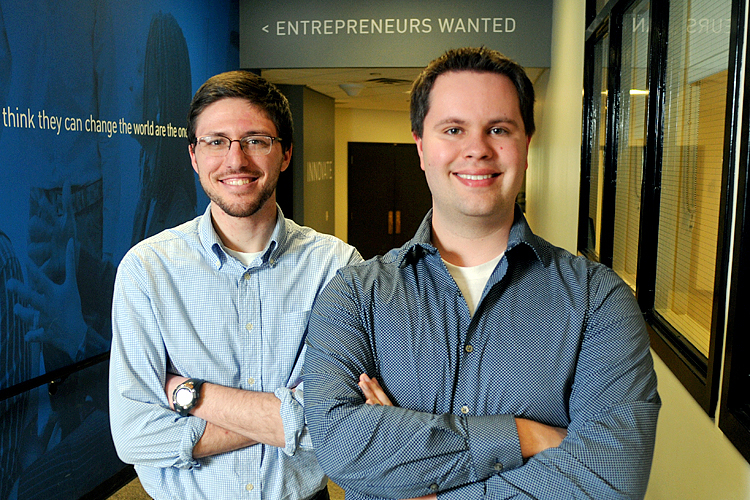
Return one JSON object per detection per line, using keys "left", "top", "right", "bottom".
{"left": 274, "top": 386, "right": 309, "bottom": 456}
{"left": 176, "top": 416, "right": 206, "bottom": 469}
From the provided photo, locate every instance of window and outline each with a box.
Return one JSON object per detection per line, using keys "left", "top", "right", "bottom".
{"left": 653, "top": 0, "right": 731, "bottom": 361}
{"left": 612, "top": 0, "right": 650, "bottom": 290}
{"left": 580, "top": 0, "right": 741, "bottom": 415}
{"left": 580, "top": 29, "right": 610, "bottom": 263}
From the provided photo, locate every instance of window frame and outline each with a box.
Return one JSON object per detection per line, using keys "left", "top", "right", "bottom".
{"left": 719, "top": 21, "right": 750, "bottom": 461}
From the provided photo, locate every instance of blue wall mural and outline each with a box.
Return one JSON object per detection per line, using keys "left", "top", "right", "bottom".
{"left": 0, "top": 1, "right": 238, "bottom": 498}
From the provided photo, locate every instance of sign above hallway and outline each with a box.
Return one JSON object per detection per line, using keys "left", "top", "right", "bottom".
{"left": 240, "top": 0, "right": 552, "bottom": 69}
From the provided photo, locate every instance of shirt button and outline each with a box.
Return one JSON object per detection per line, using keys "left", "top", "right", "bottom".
{"left": 465, "top": 344, "right": 473, "bottom": 353}
{"left": 247, "top": 377, "right": 255, "bottom": 385}
{"left": 461, "top": 406, "right": 470, "bottom": 414}
{"left": 244, "top": 274, "right": 251, "bottom": 280}
{"left": 494, "top": 462, "right": 503, "bottom": 471}
{"left": 246, "top": 323, "right": 253, "bottom": 331}
{"left": 245, "top": 483, "right": 254, "bottom": 491}
{"left": 430, "top": 483, "right": 439, "bottom": 492}
{"left": 269, "top": 258, "right": 276, "bottom": 266}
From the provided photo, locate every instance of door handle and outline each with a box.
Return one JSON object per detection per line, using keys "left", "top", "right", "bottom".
{"left": 395, "top": 210, "right": 401, "bottom": 234}
{"left": 388, "top": 210, "right": 393, "bottom": 234}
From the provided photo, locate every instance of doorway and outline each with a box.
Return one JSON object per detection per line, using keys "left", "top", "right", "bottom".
{"left": 347, "top": 142, "right": 432, "bottom": 260}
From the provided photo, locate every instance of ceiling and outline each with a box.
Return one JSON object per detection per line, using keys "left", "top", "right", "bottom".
{"left": 261, "top": 67, "right": 547, "bottom": 112}
{"left": 262, "top": 67, "right": 421, "bottom": 111}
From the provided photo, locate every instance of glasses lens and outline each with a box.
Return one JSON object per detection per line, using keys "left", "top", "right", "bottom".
{"left": 199, "top": 136, "right": 231, "bottom": 157}
{"left": 241, "top": 136, "right": 273, "bottom": 155}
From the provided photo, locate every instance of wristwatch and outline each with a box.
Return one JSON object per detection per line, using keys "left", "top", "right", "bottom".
{"left": 172, "top": 378, "right": 205, "bottom": 417}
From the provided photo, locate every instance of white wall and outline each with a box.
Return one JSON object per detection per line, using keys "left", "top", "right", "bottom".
{"left": 647, "top": 355, "right": 750, "bottom": 499}
{"left": 333, "top": 107, "right": 413, "bottom": 241}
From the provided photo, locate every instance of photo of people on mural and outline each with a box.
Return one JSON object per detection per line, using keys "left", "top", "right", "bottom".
{"left": 0, "top": 1, "right": 236, "bottom": 498}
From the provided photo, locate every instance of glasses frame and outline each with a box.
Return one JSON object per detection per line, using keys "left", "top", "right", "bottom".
{"left": 195, "top": 134, "right": 283, "bottom": 157}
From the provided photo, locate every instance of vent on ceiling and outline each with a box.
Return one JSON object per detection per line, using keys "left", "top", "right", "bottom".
{"left": 366, "top": 77, "right": 412, "bottom": 85}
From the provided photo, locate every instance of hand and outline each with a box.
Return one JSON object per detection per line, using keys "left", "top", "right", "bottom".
{"left": 165, "top": 373, "right": 188, "bottom": 410}
{"left": 8, "top": 238, "right": 88, "bottom": 360}
{"left": 28, "top": 181, "right": 77, "bottom": 284}
{"left": 515, "top": 418, "right": 568, "bottom": 458}
{"left": 358, "top": 374, "right": 393, "bottom": 406}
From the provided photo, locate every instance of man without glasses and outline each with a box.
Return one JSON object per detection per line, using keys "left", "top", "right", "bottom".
{"left": 303, "top": 47, "right": 660, "bottom": 500}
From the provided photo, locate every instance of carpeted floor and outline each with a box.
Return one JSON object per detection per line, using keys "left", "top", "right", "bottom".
{"left": 108, "top": 477, "right": 345, "bottom": 499}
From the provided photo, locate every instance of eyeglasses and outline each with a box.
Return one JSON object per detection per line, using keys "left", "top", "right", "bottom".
{"left": 195, "top": 135, "right": 282, "bottom": 157}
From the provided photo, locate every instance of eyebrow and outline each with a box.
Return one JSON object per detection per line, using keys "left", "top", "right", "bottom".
{"left": 200, "top": 130, "right": 276, "bottom": 138}
{"left": 433, "top": 117, "right": 521, "bottom": 128}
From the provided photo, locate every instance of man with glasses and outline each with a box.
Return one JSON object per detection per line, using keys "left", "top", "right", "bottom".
{"left": 109, "top": 71, "right": 360, "bottom": 500}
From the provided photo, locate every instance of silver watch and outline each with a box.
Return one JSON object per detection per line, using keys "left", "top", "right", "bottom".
{"left": 172, "top": 378, "right": 205, "bottom": 417}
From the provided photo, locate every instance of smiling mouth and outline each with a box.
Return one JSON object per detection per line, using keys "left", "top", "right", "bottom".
{"left": 222, "top": 178, "right": 256, "bottom": 186}
{"left": 455, "top": 173, "right": 499, "bottom": 180}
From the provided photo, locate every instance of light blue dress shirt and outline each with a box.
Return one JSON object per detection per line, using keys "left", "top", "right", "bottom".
{"left": 109, "top": 203, "right": 361, "bottom": 500}
{"left": 305, "top": 207, "right": 661, "bottom": 500}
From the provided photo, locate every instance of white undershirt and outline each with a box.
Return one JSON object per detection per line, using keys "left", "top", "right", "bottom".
{"left": 224, "top": 247, "right": 264, "bottom": 267}
{"left": 443, "top": 253, "right": 504, "bottom": 316}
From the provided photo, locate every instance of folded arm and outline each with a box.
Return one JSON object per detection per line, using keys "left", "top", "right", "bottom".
{"left": 304, "top": 269, "right": 659, "bottom": 500}
{"left": 303, "top": 276, "right": 528, "bottom": 499}
{"left": 165, "top": 374, "right": 284, "bottom": 451}
{"left": 109, "top": 256, "right": 255, "bottom": 467}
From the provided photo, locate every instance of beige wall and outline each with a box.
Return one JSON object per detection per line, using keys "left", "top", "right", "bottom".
{"left": 525, "top": 0, "right": 585, "bottom": 253}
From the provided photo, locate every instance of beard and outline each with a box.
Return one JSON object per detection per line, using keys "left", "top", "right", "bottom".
{"left": 200, "top": 171, "right": 278, "bottom": 219}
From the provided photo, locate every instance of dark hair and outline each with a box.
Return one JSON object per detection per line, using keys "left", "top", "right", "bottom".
{"left": 410, "top": 47, "right": 535, "bottom": 138}
{"left": 187, "top": 71, "right": 293, "bottom": 153}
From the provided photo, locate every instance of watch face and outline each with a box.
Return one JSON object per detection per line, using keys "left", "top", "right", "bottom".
{"left": 175, "top": 387, "right": 193, "bottom": 407}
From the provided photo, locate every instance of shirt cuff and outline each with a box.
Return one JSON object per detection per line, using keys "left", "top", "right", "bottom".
{"left": 465, "top": 414, "right": 523, "bottom": 477}
{"left": 275, "top": 386, "right": 305, "bottom": 456}
{"left": 177, "top": 415, "right": 206, "bottom": 469}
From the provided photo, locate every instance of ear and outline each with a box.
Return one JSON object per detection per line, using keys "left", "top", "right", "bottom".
{"left": 525, "top": 135, "right": 531, "bottom": 170}
{"left": 189, "top": 144, "right": 199, "bottom": 174}
{"left": 280, "top": 144, "right": 293, "bottom": 172}
{"left": 413, "top": 131, "right": 426, "bottom": 172}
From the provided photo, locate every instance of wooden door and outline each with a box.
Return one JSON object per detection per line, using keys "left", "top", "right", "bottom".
{"left": 348, "top": 142, "right": 432, "bottom": 260}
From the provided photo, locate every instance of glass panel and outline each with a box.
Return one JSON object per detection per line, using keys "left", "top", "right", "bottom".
{"left": 587, "top": 33, "right": 609, "bottom": 261}
{"left": 613, "top": 0, "right": 651, "bottom": 289}
{"left": 654, "top": 0, "right": 732, "bottom": 357}
{"left": 596, "top": 0, "right": 610, "bottom": 15}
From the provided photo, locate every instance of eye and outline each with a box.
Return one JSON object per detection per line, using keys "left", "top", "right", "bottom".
{"left": 202, "top": 136, "right": 228, "bottom": 147}
{"left": 242, "top": 136, "right": 272, "bottom": 147}
{"left": 490, "top": 127, "right": 508, "bottom": 136}
{"left": 445, "top": 127, "right": 462, "bottom": 135}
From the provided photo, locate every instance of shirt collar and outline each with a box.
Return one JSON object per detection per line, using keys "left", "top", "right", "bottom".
{"left": 396, "top": 205, "right": 550, "bottom": 268}
{"left": 198, "top": 202, "right": 288, "bottom": 269}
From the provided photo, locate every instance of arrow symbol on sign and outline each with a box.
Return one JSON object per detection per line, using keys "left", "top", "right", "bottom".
{"left": 262, "top": 25, "right": 269, "bottom": 33}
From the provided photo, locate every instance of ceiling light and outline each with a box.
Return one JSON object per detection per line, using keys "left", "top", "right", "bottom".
{"left": 339, "top": 83, "right": 364, "bottom": 97}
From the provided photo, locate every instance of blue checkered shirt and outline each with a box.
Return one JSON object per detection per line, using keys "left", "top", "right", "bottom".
{"left": 109, "top": 203, "right": 361, "bottom": 500}
{"left": 304, "top": 208, "right": 660, "bottom": 500}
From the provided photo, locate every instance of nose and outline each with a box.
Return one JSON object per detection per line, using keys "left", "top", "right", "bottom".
{"left": 462, "top": 132, "right": 493, "bottom": 160}
{"left": 224, "top": 139, "right": 249, "bottom": 168}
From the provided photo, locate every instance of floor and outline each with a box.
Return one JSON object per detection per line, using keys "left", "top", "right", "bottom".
{"left": 108, "top": 477, "right": 345, "bottom": 499}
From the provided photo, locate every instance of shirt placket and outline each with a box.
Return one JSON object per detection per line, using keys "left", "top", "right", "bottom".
{"left": 452, "top": 256, "right": 508, "bottom": 419}
{"left": 236, "top": 264, "right": 263, "bottom": 499}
